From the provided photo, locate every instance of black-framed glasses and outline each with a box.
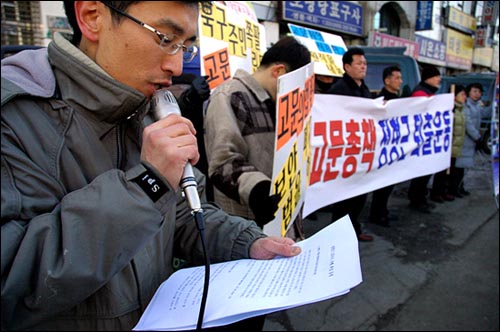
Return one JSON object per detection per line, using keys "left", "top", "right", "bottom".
{"left": 102, "top": 2, "right": 198, "bottom": 63}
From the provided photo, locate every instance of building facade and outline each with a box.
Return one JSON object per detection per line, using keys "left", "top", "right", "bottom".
{"left": 2, "top": 1, "right": 499, "bottom": 73}
{"left": 1, "top": 1, "right": 43, "bottom": 46}
{"left": 252, "top": 1, "right": 499, "bottom": 74}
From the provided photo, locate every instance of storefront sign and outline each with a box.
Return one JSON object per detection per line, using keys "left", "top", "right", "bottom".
{"left": 369, "top": 31, "right": 419, "bottom": 58}
{"left": 416, "top": 1, "right": 433, "bottom": 31}
{"left": 415, "top": 35, "right": 446, "bottom": 67}
{"left": 283, "top": 1, "right": 363, "bottom": 37}
{"left": 445, "top": 6, "right": 476, "bottom": 35}
{"left": 482, "top": 1, "right": 499, "bottom": 25}
{"left": 444, "top": 28, "right": 473, "bottom": 70}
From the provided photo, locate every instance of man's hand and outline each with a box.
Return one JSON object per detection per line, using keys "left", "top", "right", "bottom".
{"left": 141, "top": 114, "right": 199, "bottom": 191}
{"left": 249, "top": 236, "right": 301, "bottom": 260}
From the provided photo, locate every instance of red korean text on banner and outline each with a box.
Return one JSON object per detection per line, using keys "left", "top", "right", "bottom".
{"left": 277, "top": 87, "right": 303, "bottom": 151}
{"left": 310, "top": 118, "right": 377, "bottom": 185}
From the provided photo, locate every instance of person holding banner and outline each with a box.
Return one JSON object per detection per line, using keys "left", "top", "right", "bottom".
{"left": 369, "top": 65, "right": 404, "bottom": 227}
{"left": 454, "top": 82, "right": 492, "bottom": 196}
{"left": 1, "top": 2, "right": 303, "bottom": 330}
{"left": 204, "top": 36, "right": 311, "bottom": 241}
{"left": 324, "top": 47, "right": 374, "bottom": 242}
{"left": 315, "top": 73, "right": 335, "bottom": 94}
{"left": 407, "top": 65, "right": 442, "bottom": 213}
{"left": 431, "top": 85, "right": 467, "bottom": 201}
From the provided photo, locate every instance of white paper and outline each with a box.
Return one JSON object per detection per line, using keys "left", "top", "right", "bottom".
{"left": 134, "top": 215, "right": 362, "bottom": 331}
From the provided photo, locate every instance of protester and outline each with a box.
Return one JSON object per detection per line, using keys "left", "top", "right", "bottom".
{"left": 429, "top": 84, "right": 465, "bottom": 203}
{"left": 307, "top": 71, "right": 337, "bottom": 222}
{"left": 325, "top": 47, "right": 374, "bottom": 242}
{"left": 369, "top": 65, "right": 403, "bottom": 227}
{"left": 0, "top": 2, "right": 301, "bottom": 330}
{"left": 436, "top": 85, "right": 467, "bottom": 199}
{"left": 204, "top": 36, "right": 311, "bottom": 241}
{"left": 315, "top": 73, "right": 335, "bottom": 94}
{"left": 171, "top": 73, "right": 214, "bottom": 201}
{"left": 407, "top": 65, "right": 442, "bottom": 213}
{"left": 454, "top": 82, "right": 491, "bottom": 196}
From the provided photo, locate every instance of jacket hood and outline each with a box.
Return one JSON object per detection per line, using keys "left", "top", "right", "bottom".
{"left": 2, "top": 32, "right": 148, "bottom": 124}
{"left": 1, "top": 47, "right": 55, "bottom": 98}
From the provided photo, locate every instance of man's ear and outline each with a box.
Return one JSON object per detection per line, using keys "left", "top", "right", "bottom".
{"left": 271, "top": 63, "right": 286, "bottom": 78}
{"left": 74, "top": 1, "right": 101, "bottom": 42}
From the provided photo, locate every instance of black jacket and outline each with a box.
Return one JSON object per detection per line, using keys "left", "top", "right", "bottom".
{"left": 327, "top": 73, "right": 372, "bottom": 98}
{"left": 411, "top": 81, "right": 439, "bottom": 96}
{"left": 377, "top": 87, "right": 399, "bottom": 101}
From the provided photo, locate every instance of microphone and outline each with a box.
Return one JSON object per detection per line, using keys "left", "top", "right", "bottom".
{"left": 151, "top": 89, "right": 202, "bottom": 213}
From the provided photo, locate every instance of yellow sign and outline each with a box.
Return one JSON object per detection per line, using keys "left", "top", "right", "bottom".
{"left": 445, "top": 28, "right": 473, "bottom": 70}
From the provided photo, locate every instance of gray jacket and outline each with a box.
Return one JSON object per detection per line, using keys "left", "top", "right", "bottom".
{"left": 204, "top": 69, "right": 274, "bottom": 220}
{"left": 1, "top": 33, "right": 264, "bottom": 331}
{"left": 455, "top": 98, "right": 490, "bottom": 168}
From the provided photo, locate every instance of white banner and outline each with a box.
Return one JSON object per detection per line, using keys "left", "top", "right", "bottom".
{"left": 303, "top": 93, "right": 455, "bottom": 217}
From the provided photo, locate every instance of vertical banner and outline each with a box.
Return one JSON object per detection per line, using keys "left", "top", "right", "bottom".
{"left": 492, "top": 73, "right": 499, "bottom": 207}
{"left": 416, "top": 1, "right": 434, "bottom": 31}
{"left": 263, "top": 63, "right": 315, "bottom": 237}
{"left": 198, "top": 1, "right": 266, "bottom": 90}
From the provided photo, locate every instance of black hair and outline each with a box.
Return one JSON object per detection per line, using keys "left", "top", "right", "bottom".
{"left": 63, "top": 1, "right": 200, "bottom": 46}
{"left": 382, "top": 65, "right": 401, "bottom": 81}
{"left": 342, "top": 47, "right": 365, "bottom": 66}
{"left": 260, "top": 36, "right": 311, "bottom": 72}
{"left": 449, "top": 84, "right": 466, "bottom": 96}
{"left": 466, "top": 82, "right": 484, "bottom": 94}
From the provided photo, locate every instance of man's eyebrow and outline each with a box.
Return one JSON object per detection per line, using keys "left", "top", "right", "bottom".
{"left": 158, "top": 18, "right": 197, "bottom": 42}
{"left": 158, "top": 18, "right": 184, "bottom": 34}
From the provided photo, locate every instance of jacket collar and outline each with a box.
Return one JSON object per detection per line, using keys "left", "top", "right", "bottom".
{"left": 233, "top": 69, "right": 272, "bottom": 103}
{"left": 48, "top": 33, "right": 148, "bottom": 126}
{"left": 343, "top": 73, "right": 368, "bottom": 91}
{"left": 418, "top": 81, "right": 439, "bottom": 95}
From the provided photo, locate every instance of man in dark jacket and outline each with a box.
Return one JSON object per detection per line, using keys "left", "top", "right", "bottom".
{"left": 407, "top": 65, "right": 442, "bottom": 213}
{"left": 325, "top": 47, "right": 374, "bottom": 242}
{"left": 368, "top": 65, "right": 404, "bottom": 227}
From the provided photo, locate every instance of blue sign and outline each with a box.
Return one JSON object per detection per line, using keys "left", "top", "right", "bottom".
{"left": 415, "top": 35, "right": 446, "bottom": 67}
{"left": 283, "top": 1, "right": 363, "bottom": 37}
{"left": 416, "top": 1, "right": 433, "bottom": 31}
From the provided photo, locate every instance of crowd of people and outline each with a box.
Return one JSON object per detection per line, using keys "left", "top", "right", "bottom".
{"left": 1, "top": 1, "right": 492, "bottom": 331}
{"left": 310, "top": 49, "right": 491, "bottom": 240}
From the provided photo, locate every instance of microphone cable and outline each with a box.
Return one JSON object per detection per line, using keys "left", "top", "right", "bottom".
{"left": 193, "top": 209, "right": 210, "bottom": 331}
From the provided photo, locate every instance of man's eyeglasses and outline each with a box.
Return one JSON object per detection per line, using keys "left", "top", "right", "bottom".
{"left": 102, "top": 2, "right": 198, "bottom": 63}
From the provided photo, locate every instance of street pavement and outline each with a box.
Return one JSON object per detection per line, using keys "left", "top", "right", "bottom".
{"left": 263, "top": 153, "right": 499, "bottom": 331}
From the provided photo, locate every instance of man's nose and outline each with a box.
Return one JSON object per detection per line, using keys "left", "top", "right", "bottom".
{"left": 160, "top": 52, "right": 184, "bottom": 77}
